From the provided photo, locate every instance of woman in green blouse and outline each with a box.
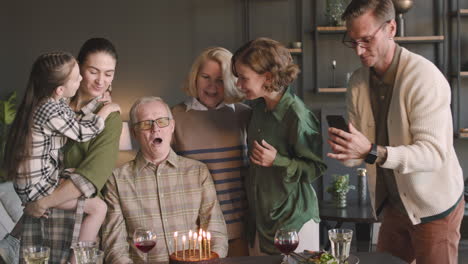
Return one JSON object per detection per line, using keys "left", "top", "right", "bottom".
{"left": 232, "top": 37, "right": 327, "bottom": 255}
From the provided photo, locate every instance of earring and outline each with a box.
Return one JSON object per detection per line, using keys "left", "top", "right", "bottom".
{"left": 389, "top": 37, "right": 394, "bottom": 40}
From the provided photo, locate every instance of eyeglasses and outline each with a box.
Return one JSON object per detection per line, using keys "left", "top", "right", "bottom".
{"left": 342, "top": 21, "right": 390, "bottom": 49}
{"left": 133, "top": 117, "right": 171, "bottom": 131}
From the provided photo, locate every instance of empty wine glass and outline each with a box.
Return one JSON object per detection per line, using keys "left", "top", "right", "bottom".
{"left": 274, "top": 229, "right": 299, "bottom": 264}
{"left": 133, "top": 227, "right": 157, "bottom": 264}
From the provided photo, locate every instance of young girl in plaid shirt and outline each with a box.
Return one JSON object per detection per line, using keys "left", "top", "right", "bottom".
{"left": 4, "top": 51, "right": 120, "bottom": 263}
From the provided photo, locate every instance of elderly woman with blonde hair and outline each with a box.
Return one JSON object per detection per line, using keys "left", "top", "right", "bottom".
{"left": 172, "top": 47, "right": 251, "bottom": 256}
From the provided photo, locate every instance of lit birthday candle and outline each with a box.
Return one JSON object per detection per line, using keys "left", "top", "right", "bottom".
{"left": 182, "top": 235, "right": 186, "bottom": 260}
{"left": 174, "top": 232, "right": 178, "bottom": 257}
{"left": 203, "top": 231, "right": 207, "bottom": 257}
{"left": 188, "top": 230, "right": 192, "bottom": 255}
{"left": 193, "top": 233, "right": 198, "bottom": 257}
{"left": 198, "top": 235, "right": 203, "bottom": 260}
{"left": 207, "top": 232, "right": 211, "bottom": 256}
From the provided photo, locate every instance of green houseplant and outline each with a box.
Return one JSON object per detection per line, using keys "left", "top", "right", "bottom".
{"left": 327, "top": 174, "right": 355, "bottom": 208}
{"left": 0, "top": 92, "right": 17, "bottom": 181}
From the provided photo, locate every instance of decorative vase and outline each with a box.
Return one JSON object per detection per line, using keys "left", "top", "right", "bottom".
{"left": 333, "top": 192, "right": 348, "bottom": 208}
{"left": 326, "top": 0, "right": 347, "bottom": 26}
{"left": 392, "top": 0, "right": 414, "bottom": 36}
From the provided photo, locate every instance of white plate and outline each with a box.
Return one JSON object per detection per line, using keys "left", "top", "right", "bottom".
{"left": 290, "top": 253, "right": 359, "bottom": 264}
{"left": 347, "top": 254, "right": 360, "bottom": 264}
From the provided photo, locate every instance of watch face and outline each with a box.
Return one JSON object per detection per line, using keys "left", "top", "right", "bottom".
{"left": 365, "top": 144, "right": 378, "bottom": 164}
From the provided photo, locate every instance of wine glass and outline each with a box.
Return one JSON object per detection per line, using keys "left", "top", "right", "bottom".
{"left": 133, "top": 227, "right": 157, "bottom": 264}
{"left": 274, "top": 229, "right": 299, "bottom": 264}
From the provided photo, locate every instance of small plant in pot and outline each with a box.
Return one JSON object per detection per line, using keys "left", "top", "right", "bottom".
{"left": 0, "top": 92, "right": 17, "bottom": 182}
{"left": 327, "top": 174, "right": 355, "bottom": 208}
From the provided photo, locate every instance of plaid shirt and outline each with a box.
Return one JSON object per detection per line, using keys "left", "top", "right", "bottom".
{"left": 15, "top": 97, "right": 104, "bottom": 203}
{"left": 101, "top": 150, "right": 228, "bottom": 264}
{"left": 20, "top": 97, "right": 104, "bottom": 264}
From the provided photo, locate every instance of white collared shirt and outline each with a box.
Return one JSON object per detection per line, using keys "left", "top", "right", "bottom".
{"left": 184, "top": 97, "right": 235, "bottom": 112}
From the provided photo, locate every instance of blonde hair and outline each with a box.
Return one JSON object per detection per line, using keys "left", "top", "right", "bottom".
{"left": 231, "top": 37, "right": 299, "bottom": 93}
{"left": 183, "top": 47, "right": 243, "bottom": 103}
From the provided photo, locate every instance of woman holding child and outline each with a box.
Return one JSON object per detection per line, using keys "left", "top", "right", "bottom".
{"left": 5, "top": 38, "right": 122, "bottom": 264}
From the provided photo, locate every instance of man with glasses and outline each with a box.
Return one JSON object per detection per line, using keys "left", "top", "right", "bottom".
{"left": 327, "top": 0, "right": 464, "bottom": 263}
{"left": 101, "top": 96, "right": 228, "bottom": 263}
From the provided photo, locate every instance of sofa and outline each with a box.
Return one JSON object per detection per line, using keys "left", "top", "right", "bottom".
{"left": 0, "top": 182, "right": 22, "bottom": 239}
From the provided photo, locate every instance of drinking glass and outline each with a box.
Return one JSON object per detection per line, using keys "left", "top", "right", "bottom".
{"left": 274, "top": 229, "right": 299, "bottom": 264}
{"left": 23, "top": 246, "right": 50, "bottom": 264}
{"left": 133, "top": 227, "right": 157, "bottom": 264}
{"left": 328, "top": 229, "right": 353, "bottom": 264}
{"left": 72, "top": 241, "right": 98, "bottom": 264}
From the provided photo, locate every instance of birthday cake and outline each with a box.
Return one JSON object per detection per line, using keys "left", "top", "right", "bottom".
{"left": 169, "top": 249, "right": 219, "bottom": 264}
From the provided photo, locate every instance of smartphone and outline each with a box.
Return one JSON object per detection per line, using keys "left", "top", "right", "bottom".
{"left": 326, "top": 115, "right": 349, "bottom": 133}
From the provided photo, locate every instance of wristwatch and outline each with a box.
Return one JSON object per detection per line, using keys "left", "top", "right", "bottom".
{"left": 364, "top": 143, "right": 378, "bottom": 164}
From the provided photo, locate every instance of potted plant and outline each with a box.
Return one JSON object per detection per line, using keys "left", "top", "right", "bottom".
{"left": 0, "top": 92, "right": 17, "bottom": 181}
{"left": 327, "top": 174, "right": 355, "bottom": 208}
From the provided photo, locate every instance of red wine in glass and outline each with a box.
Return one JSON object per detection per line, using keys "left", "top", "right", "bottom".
{"left": 274, "top": 229, "right": 299, "bottom": 264}
{"left": 274, "top": 240, "right": 299, "bottom": 255}
{"left": 133, "top": 227, "right": 157, "bottom": 264}
{"left": 135, "top": 240, "right": 156, "bottom": 253}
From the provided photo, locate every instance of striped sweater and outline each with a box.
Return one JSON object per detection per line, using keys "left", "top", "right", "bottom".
{"left": 172, "top": 101, "right": 251, "bottom": 240}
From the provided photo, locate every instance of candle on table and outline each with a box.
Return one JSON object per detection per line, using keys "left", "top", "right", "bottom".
{"left": 188, "top": 230, "right": 192, "bottom": 255}
{"left": 182, "top": 235, "right": 186, "bottom": 260}
{"left": 198, "top": 235, "right": 203, "bottom": 260}
{"left": 193, "top": 233, "right": 198, "bottom": 257}
{"left": 207, "top": 232, "right": 211, "bottom": 256}
{"left": 203, "top": 231, "right": 207, "bottom": 257}
{"left": 174, "top": 231, "right": 178, "bottom": 257}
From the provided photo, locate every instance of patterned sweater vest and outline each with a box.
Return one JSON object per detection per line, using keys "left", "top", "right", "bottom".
{"left": 172, "top": 103, "right": 251, "bottom": 240}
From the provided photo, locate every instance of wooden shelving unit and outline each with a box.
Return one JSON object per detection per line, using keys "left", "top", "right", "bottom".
{"left": 318, "top": 87, "right": 347, "bottom": 93}
{"left": 288, "top": 48, "right": 302, "bottom": 55}
{"left": 316, "top": 26, "right": 346, "bottom": 33}
{"left": 395, "top": 36, "right": 444, "bottom": 43}
{"left": 450, "top": 2, "right": 468, "bottom": 132}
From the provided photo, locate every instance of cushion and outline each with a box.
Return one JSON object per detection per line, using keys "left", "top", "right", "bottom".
{"left": 0, "top": 182, "right": 23, "bottom": 225}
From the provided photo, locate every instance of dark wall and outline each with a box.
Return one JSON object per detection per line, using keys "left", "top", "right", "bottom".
{"left": 1, "top": 0, "right": 467, "bottom": 192}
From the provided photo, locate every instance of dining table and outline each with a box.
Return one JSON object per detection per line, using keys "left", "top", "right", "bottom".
{"left": 219, "top": 252, "right": 405, "bottom": 264}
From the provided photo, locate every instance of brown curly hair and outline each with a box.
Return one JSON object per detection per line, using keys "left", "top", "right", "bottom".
{"left": 231, "top": 37, "right": 300, "bottom": 93}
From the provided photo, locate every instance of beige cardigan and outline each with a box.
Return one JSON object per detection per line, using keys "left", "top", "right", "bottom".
{"left": 346, "top": 47, "right": 464, "bottom": 224}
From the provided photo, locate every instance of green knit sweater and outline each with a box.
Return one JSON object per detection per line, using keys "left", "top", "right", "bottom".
{"left": 62, "top": 111, "right": 122, "bottom": 193}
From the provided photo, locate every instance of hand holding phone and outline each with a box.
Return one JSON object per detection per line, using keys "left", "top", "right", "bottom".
{"left": 326, "top": 115, "right": 349, "bottom": 133}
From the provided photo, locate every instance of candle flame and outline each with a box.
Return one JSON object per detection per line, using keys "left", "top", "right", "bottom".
{"left": 207, "top": 232, "right": 211, "bottom": 240}
{"left": 174, "top": 231, "right": 178, "bottom": 237}
{"left": 182, "top": 235, "right": 186, "bottom": 242}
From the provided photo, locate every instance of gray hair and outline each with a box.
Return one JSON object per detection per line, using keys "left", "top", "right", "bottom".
{"left": 342, "top": 0, "right": 395, "bottom": 24}
{"left": 129, "top": 96, "right": 173, "bottom": 126}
